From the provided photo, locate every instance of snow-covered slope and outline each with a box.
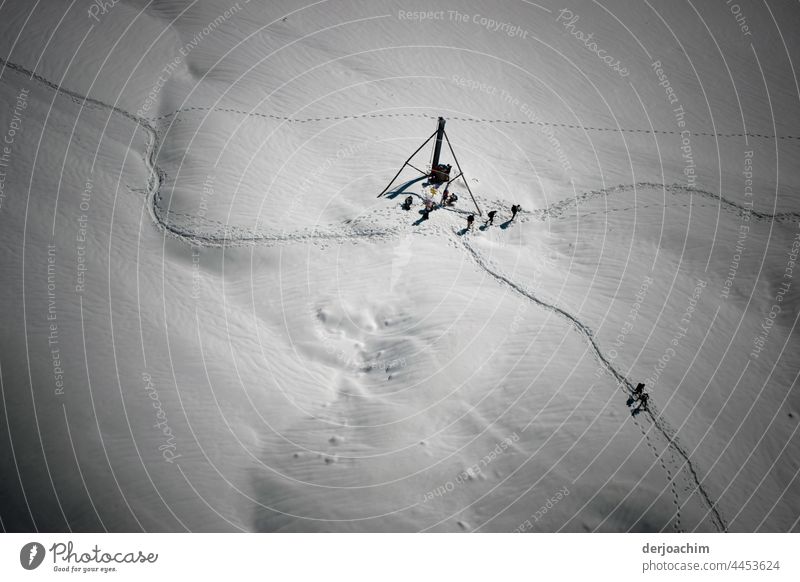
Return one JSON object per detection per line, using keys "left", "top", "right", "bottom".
{"left": 1, "top": 0, "right": 798, "bottom": 532}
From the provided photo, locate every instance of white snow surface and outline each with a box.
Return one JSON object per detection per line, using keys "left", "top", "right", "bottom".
{"left": 0, "top": 0, "right": 798, "bottom": 532}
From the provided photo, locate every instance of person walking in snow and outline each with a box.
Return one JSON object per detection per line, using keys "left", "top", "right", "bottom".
{"left": 635, "top": 392, "right": 649, "bottom": 413}
{"left": 485, "top": 210, "right": 497, "bottom": 226}
{"left": 511, "top": 204, "right": 520, "bottom": 220}
{"left": 403, "top": 195, "right": 413, "bottom": 210}
{"left": 466, "top": 214, "right": 475, "bottom": 231}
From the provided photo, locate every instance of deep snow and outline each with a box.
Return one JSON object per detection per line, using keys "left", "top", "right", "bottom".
{"left": 0, "top": 0, "right": 798, "bottom": 532}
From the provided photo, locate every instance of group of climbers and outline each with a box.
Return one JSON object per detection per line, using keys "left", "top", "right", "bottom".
{"left": 403, "top": 188, "right": 521, "bottom": 231}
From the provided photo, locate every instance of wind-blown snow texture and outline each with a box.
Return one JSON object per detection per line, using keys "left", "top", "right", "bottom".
{"left": 0, "top": 0, "right": 798, "bottom": 532}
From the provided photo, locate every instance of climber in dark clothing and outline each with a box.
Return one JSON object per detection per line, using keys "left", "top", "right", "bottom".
{"left": 485, "top": 210, "right": 497, "bottom": 226}
{"left": 403, "top": 195, "right": 413, "bottom": 210}
{"left": 628, "top": 382, "right": 647, "bottom": 410}
{"left": 511, "top": 204, "right": 520, "bottom": 220}
{"left": 467, "top": 214, "right": 475, "bottom": 230}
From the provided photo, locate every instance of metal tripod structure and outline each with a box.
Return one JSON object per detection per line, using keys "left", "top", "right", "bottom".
{"left": 377, "top": 117, "right": 482, "bottom": 216}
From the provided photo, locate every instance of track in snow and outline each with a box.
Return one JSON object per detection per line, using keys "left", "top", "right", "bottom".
{"left": 157, "top": 103, "right": 800, "bottom": 141}
{"left": 458, "top": 235, "right": 725, "bottom": 532}
{"left": 8, "top": 55, "right": 800, "bottom": 532}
